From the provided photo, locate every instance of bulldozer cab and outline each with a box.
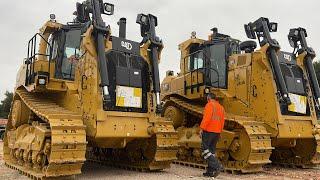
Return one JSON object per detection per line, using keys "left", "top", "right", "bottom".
{"left": 23, "top": 20, "right": 87, "bottom": 87}
{"left": 48, "top": 24, "right": 84, "bottom": 80}
{"left": 182, "top": 31, "right": 240, "bottom": 94}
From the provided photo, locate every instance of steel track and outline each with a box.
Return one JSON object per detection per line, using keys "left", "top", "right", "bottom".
{"left": 165, "top": 97, "right": 273, "bottom": 173}
{"left": 4, "top": 88, "right": 87, "bottom": 179}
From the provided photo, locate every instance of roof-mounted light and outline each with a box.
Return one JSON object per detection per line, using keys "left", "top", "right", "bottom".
{"left": 103, "top": 3, "right": 114, "bottom": 15}
{"left": 50, "top": 14, "right": 56, "bottom": 22}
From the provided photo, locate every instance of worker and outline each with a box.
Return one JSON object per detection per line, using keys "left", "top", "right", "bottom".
{"left": 200, "top": 93, "right": 225, "bottom": 178}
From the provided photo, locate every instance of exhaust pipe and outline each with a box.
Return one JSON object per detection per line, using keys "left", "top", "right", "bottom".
{"left": 118, "top": 18, "right": 126, "bottom": 38}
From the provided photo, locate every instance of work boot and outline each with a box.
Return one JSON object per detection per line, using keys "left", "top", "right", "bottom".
{"left": 203, "top": 172, "right": 214, "bottom": 177}
{"left": 213, "top": 166, "right": 223, "bottom": 178}
{"left": 212, "top": 170, "right": 220, "bottom": 178}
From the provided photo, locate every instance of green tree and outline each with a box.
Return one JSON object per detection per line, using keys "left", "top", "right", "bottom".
{"left": 0, "top": 91, "right": 13, "bottom": 118}
{"left": 314, "top": 61, "right": 320, "bottom": 86}
{"left": 314, "top": 61, "right": 320, "bottom": 85}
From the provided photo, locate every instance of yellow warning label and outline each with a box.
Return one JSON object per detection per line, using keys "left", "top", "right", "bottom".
{"left": 288, "top": 93, "right": 307, "bottom": 114}
{"left": 116, "top": 86, "right": 142, "bottom": 108}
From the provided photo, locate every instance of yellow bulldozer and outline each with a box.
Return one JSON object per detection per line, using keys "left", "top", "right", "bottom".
{"left": 161, "top": 17, "right": 320, "bottom": 173}
{"left": 3, "top": 0, "right": 177, "bottom": 179}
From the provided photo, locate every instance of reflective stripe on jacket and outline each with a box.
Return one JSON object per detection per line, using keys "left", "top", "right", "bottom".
{"left": 200, "top": 100, "right": 225, "bottom": 133}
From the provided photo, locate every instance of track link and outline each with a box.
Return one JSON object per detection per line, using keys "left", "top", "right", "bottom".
{"left": 311, "top": 128, "right": 320, "bottom": 165}
{"left": 165, "top": 97, "right": 273, "bottom": 173}
{"left": 4, "top": 88, "right": 87, "bottom": 179}
{"left": 87, "top": 118, "right": 178, "bottom": 171}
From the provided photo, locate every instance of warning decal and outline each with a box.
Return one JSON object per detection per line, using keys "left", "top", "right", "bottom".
{"left": 116, "top": 86, "right": 142, "bottom": 108}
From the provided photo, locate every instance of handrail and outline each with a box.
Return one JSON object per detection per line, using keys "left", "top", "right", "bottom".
{"left": 201, "top": 49, "right": 220, "bottom": 88}
{"left": 25, "top": 33, "right": 52, "bottom": 85}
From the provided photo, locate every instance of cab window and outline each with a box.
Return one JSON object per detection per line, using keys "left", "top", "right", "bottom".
{"left": 187, "top": 51, "right": 204, "bottom": 72}
{"left": 54, "top": 29, "right": 82, "bottom": 80}
{"left": 46, "top": 34, "right": 59, "bottom": 60}
{"left": 61, "top": 29, "right": 81, "bottom": 80}
{"left": 208, "top": 44, "right": 227, "bottom": 88}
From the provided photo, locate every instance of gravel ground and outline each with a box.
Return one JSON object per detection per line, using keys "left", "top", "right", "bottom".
{"left": 0, "top": 141, "right": 319, "bottom": 180}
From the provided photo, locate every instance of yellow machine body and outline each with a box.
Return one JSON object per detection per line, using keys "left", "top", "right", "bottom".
{"left": 3, "top": 3, "right": 177, "bottom": 178}
{"left": 161, "top": 29, "right": 320, "bottom": 172}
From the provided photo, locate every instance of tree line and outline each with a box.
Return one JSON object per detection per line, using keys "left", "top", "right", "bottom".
{"left": 0, "top": 91, "right": 13, "bottom": 118}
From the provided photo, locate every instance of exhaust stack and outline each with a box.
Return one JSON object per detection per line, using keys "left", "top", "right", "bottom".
{"left": 118, "top": 18, "right": 127, "bottom": 38}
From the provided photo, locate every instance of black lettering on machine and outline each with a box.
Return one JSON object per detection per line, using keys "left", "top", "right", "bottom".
{"left": 112, "top": 36, "right": 140, "bottom": 54}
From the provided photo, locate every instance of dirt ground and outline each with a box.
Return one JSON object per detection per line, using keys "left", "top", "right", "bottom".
{"left": 0, "top": 141, "right": 319, "bottom": 180}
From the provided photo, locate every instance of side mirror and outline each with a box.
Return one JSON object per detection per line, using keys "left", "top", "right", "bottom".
{"left": 288, "top": 28, "right": 299, "bottom": 48}
{"left": 136, "top": 14, "right": 149, "bottom": 25}
{"left": 288, "top": 27, "right": 308, "bottom": 48}
{"left": 102, "top": 3, "right": 114, "bottom": 15}
{"left": 269, "top": 22, "right": 278, "bottom": 32}
{"left": 148, "top": 14, "right": 158, "bottom": 27}
{"left": 136, "top": 14, "right": 158, "bottom": 27}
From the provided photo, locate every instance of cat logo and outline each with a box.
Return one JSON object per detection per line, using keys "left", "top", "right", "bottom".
{"left": 121, "top": 41, "right": 132, "bottom": 50}
{"left": 283, "top": 53, "right": 292, "bottom": 62}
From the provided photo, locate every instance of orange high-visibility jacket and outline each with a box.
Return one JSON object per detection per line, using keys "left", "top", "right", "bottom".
{"left": 200, "top": 100, "right": 225, "bottom": 133}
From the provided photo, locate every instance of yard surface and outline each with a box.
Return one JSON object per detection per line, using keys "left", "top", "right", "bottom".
{"left": 0, "top": 141, "right": 319, "bottom": 180}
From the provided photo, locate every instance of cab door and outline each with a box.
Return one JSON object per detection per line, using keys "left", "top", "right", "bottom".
{"left": 184, "top": 51, "right": 205, "bottom": 96}
{"left": 54, "top": 27, "right": 82, "bottom": 80}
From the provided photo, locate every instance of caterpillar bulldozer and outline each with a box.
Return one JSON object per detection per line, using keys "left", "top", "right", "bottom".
{"left": 3, "top": 0, "right": 177, "bottom": 179}
{"left": 161, "top": 17, "right": 320, "bottom": 173}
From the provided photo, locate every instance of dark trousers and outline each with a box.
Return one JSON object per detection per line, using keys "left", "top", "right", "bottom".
{"left": 201, "top": 131, "right": 222, "bottom": 173}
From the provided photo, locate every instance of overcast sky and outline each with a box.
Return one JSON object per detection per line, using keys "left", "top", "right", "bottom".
{"left": 0, "top": 0, "right": 319, "bottom": 100}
